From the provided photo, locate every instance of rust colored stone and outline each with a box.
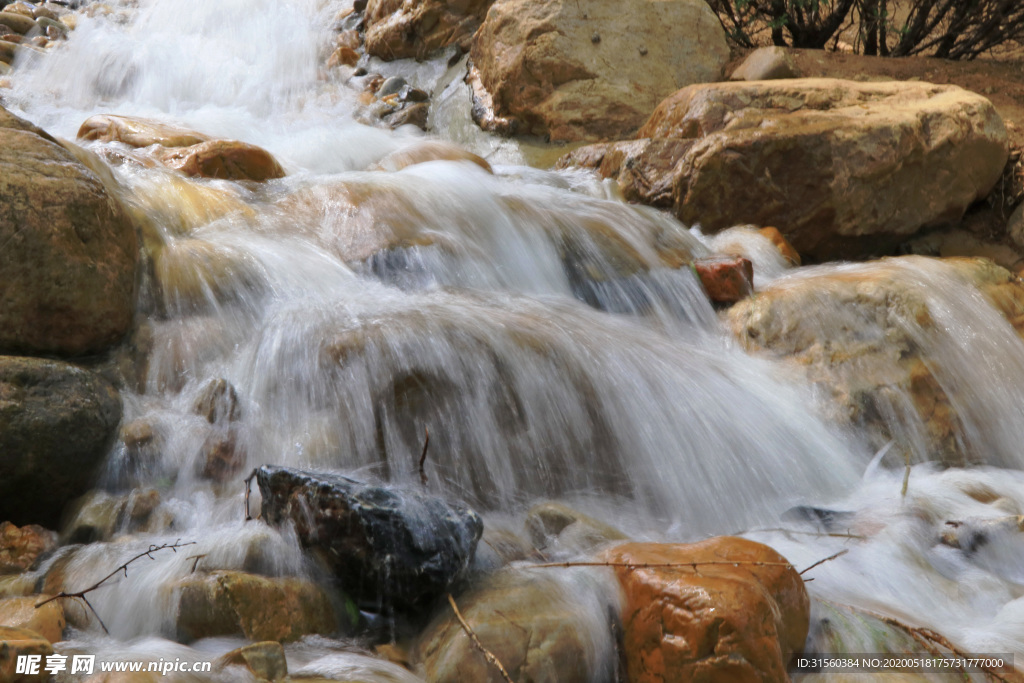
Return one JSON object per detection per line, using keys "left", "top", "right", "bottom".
{"left": 694, "top": 255, "right": 754, "bottom": 305}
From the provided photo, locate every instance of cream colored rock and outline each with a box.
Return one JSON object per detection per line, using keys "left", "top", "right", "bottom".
{"left": 78, "top": 114, "right": 210, "bottom": 148}
{"left": 469, "top": 0, "right": 728, "bottom": 141}
{"left": 727, "top": 256, "right": 1024, "bottom": 465}
{"left": 153, "top": 139, "right": 285, "bottom": 182}
{"left": 218, "top": 641, "right": 287, "bottom": 681}
{"left": 730, "top": 46, "right": 800, "bottom": 81}
{"left": 639, "top": 79, "right": 1008, "bottom": 261}
{"left": 0, "top": 596, "right": 65, "bottom": 643}
{"left": 365, "top": 0, "right": 493, "bottom": 60}
{"left": 0, "top": 11, "right": 37, "bottom": 35}
{"left": 370, "top": 141, "right": 492, "bottom": 173}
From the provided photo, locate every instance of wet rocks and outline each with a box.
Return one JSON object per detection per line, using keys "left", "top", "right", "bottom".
{"left": 525, "top": 501, "right": 627, "bottom": 556}
{"left": 566, "top": 79, "right": 1007, "bottom": 262}
{"left": 0, "top": 356, "right": 122, "bottom": 528}
{"left": 414, "top": 571, "right": 615, "bottom": 683}
{"left": 216, "top": 641, "right": 288, "bottom": 681}
{"left": 153, "top": 139, "right": 285, "bottom": 182}
{"left": 0, "top": 626, "right": 53, "bottom": 682}
{"left": 1, "top": 105, "right": 138, "bottom": 356}
{"left": 370, "top": 140, "right": 492, "bottom": 173}
{"left": 604, "top": 538, "right": 809, "bottom": 682}
{"left": 175, "top": 571, "right": 337, "bottom": 643}
{"left": 0, "top": 523, "right": 56, "bottom": 575}
{"left": 192, "top": 378, "right": 242, "bottom": 424}
{"left": 257, "top": 466, "right": 483, "bottom": 611}
{"left": 0, "top": 10, "right": 36, "bottom": 34}
{"left": 77, "top": 115, "right": 286, "bottom": 182}
{"left": 469, "top": 0, "right": 728, "bottom": 141}
{"left": 364, "top": 0, "right": 494, "bottom": 61}
{"left": 693, "top": 255, "right": 754, "bottom": 305}
{"left": 0, "top": 596, "right": 65, "bottom": 643}
{"left": 78, "top": 114, "right": 210, "bottom": 148}
{"left": 726, "top": 256, "right": 1024, "bottom": 465}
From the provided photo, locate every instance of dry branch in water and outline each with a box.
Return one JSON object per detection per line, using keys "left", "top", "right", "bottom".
{"left": 418, "top": 428, "right": 430, "bottom": 487}
{"left": 822, "top": 600, "right": 1022, "bottom": 683}
{"left": 522, "top": 549, "right": 847, "bottom": 578}
{"left": 447, "top": 593, "right": 515, "bottom": 683}
{"left": 36, "top": 540, "right": 196, "bottom": 634}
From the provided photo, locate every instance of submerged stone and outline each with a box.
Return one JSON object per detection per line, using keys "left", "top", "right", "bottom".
{"left": 257, "top": 465, "right": 483, "bottom": 611}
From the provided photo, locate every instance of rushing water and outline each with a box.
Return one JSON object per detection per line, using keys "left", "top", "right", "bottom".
{"left": 5, "top": 0, "right": 1024, "bottom": 678}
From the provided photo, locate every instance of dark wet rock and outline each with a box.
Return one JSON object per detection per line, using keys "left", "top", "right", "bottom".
{"left": 0, "top": 357, "right": 122, "bottom": 528}
{"left": 62, "top": 488, "right": 165, "bottom": 544}
{"left": 198, "top": 427, "right": 246, "bottom": 483}
{"left": 399, "top": 84, "right": 428, "bottom": 103}
{"left": 257, "top": 466, "right": 483, "bottom": 611}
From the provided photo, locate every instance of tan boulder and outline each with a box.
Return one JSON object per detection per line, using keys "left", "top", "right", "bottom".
{"left": 469, "top": 0, "right": 728, "bottom": 142}
{"left": 326, "top": 45, "right": 359, "bottom": 68}
{"left": 0, "top": 105, "right": 138, "bottom": 356}
{"left": 603, "top": 538, "right": 809, "bottom": 683}
{"left": 729, "top": 46, "right": 800, "bottom": 81}
{"left": 152, "top": 238, "right": 264, "bottom": 314}
{"left": 414, "top": 571, "right": 615, "bottom": 682}
{"left": 0, "top": 596, "right": 65, "bottom": 643}
{"left": 0, "top": 523, "right": 56, "bottom": 575}
{"left": 77, "top": 115, "right": 210, "bottom": 148}
{"left": 0, "top": 626, "right": 53, "bottom": 682}
{"left": 175, "top": 571, "right": 336, "bottom": 642}
{"left": 525, "top": 502, "right": 627, "bottom": 555}
{"left": 651, "top": 79, "right": 1006, "bottom": 261}
{"left": 153, "top": 139, "right": 285, "bottom": 182}
{"left": 364, "top": 0, "right": 494, "bottom": 60}
{"left": 727, "top": 256, "right": 1024, "bottom": 465}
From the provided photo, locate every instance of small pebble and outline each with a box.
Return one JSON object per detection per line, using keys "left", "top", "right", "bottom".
{"left": 591, "top": 32, "right": 600, "bottom": 44}
{"left": 638, "top": 46, "right": 647, "bottom": 56}
{"left": 377, "top": 75, "right": 407, "bottom": 98}
{"left": 353, "top": 66, "right": 367, "bottom": 76}
{"left": 399, "top": 84, "right": 428, "bottom": 102}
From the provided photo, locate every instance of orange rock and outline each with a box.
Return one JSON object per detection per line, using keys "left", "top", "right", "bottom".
{"left": 0, "top": 626, "right": 53, "bottom": 682}
{"left": 327, "top": 46, "right": 359, "bottom": 68}
{"left": 0, "top": 523, "right": 56, "bottom": 575}
{"left": 0, "top": 596, "right": 65, "bottom": 643}
{"left": 154, "top": 140, "right": 285, "bottom": 182}
{"left": 693, "top": 255, "right": 754, "bottom": 305}
{"left": 759, "top": 227, "right": 801, "bottom": 266}
{"left": 603, "top": 538, "right": 809, "bottom": 683}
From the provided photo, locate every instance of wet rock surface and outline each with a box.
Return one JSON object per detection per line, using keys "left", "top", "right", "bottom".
{"left": 0, "top": 105, "right": 138, "bottom": 356}
{"left": 0, "top": 523, "right": 56, "bottom": 575}
{"left": 257, "top": 466, "right": 483, "bottom": 612}
{"left": 175, "top": 570, "right": 337, "bottom": 643}
{"left": 0, "top": 356, "right": 122, "bottom": 528}
{"left": 604, "top": 538, "right": 809, "bottom": 683}
{"left": 364, "top": 0, "right": 494, "bottom": 61}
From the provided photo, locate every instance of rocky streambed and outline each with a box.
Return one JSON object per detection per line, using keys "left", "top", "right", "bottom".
{"left": 2, "top": 0, "right": 1024, "bottom": 681}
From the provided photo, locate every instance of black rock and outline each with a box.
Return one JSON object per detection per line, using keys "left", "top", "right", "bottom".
{"left": 257, "top": 465, "right": 483, "bottom": 612}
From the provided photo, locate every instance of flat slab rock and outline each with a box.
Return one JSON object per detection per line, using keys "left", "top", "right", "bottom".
{"left": 561, "top": 78, "right": 1008, "bottom": 262}
{"left": 257, "top": 466, "right": 483, "bottom": 611}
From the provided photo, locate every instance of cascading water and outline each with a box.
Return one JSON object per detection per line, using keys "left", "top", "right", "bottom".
{"left": 4, "top": 0, "right": 1024, "bottom": 677}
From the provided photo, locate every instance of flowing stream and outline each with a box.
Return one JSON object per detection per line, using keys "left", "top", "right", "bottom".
{"left": 4, "top": 0, "right": 1024, "bottom": 678}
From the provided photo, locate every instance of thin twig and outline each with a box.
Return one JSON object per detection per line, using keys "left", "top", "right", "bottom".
{"left": 901, "top": 450, "right": 911, "bottom": 498}
{"left": 418, "top": 428, "right": 430, "bottom": 487}
{"left": 525, "top": 559, "right": 794, "bottom": 570}
{"left": 36, "top": 540, "right": 195, "bottom": 634}
{"left": 244, "top": 468, "right": 258, "bottom": 521}
{"left": 447, "top": 594, "right": 515, "bottom": 683}
{"left": 186, "top": 554, "right": 208, "bottom": 573}
{"left": 746, "top": 527, "right": 866, "bottom": 540}
{"left": 799, "top": 549, "right": 849, "bottom": 575}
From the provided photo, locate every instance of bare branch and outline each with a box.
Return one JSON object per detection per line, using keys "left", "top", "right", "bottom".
{"left": 36, "top": 540, "right": 196, "bottom": 634}
{"left": 447, "top": 594, "right": 515, "bottom": 683}
{"left": 418, "top": 428, "right": 430, "bottom": 487}
{"left": 799, "top": 548, "right": 849, "bottom": 575}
